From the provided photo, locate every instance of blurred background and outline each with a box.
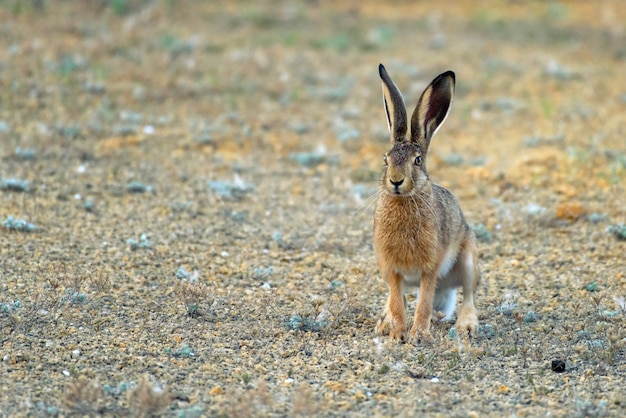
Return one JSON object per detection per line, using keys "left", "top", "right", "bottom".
{"left": 2, "top": 0, "right": 626, "bottom": 293}
{"left": 2, "top": 1, "right": 625, "bottom": 197}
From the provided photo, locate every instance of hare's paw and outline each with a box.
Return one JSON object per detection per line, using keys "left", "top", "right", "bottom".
{"left": 456, "top": 308, "right": 479, "bottom": 335}
{"left": 408, "top": 323, "right": 433, "bottom": 344}
{"left": 375, "top": 311, "right": 407, "bottom": 340}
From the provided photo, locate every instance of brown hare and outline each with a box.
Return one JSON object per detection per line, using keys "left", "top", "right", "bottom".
{"left": 374, "top": 64, "right": 480, "bottom": 343}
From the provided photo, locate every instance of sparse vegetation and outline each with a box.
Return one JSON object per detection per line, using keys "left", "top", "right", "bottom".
{"left": 62, "top": 377, "right": 105, "bottom": 415}
{"left": 128, "top": 377, "right": 173, "bottom": 417}
{"left": 175, "top": 277, "right": 213, "bottom": 317}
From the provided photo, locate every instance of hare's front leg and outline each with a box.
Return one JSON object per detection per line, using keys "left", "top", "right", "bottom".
{"left": 375, "top": 269, "right": 407, "bottom": 340}
{"left": 409, "top": 270, "right": 437, "bottom": 343}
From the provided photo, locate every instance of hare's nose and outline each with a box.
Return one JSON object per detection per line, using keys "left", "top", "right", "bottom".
{"left": 390, "top": 179, "right": 404, "bottom": 187}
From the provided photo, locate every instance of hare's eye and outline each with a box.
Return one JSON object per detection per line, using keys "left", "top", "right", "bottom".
{"left": 414, "top": 156, "right": 422, "bottom": 165}
{"left": 383, "top": 155, "right": 388, "bottom": 165}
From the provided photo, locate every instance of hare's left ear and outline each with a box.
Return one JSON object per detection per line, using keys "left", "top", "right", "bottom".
{"left": 379, "top": 64, "right": 408, "bottom": 144}
{"left": 410, "top": 71, "right": 455, "bottom": 157}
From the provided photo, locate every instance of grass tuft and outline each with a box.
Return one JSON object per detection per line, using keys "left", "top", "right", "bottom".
{"left": 128, "top": 377, "right": 172, "bottom": 417}
{"left": 62, "top": 376, "right": 104, "bottom": 415}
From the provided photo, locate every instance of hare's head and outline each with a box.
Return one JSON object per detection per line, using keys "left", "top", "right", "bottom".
{"left": 378, "top": 64, "right": 455, "bottom": 196}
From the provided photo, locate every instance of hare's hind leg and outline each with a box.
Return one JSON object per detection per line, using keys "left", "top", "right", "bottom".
{"left": 375, "top": 268, "right": 407, "bottom": 340}
{"left": 433, "top": 287, "right": 457, "bottom": 322}
{"left": 455, "top": 237, "right": 480, "bottom": 334}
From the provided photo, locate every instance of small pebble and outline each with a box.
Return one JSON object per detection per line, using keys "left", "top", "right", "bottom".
{"left": 0, "top": 178, "right": 30, "bottom": 192}
{"left": 208, "top": 177, "right": 253, "bottom": 199}
{"left": 601, "top": 310, "right": 619, "bottom": 318}
{"left": 2, "top": 216, "right": 36, "bottom": 232}
{"left": 587, "top": 213, "right": 606, "bottom": 223}
{"left": 525, "top": 203, "right": 546, "bottom": 215}
{"left": 84, "top": 198, "right": 94, "bottom": 211}
{"left": 127, "top": 234, "right": 151, "bottom": 250}
{"left": 127, "top": 181, "right": 148, "bottom": 193}
{"left": 497, "top": 301, "right": 517, "bottom": 316}
{"left": 14, "top": 147, "right": 36, "bottom": 160}
{"left": 524, "top": 311, "right": 538, "bottom": 323}
{"left": 608, "top": 224, "right": 626, "bottom": 241}
{"left": 329, "top": 280, "right": 343, "bottom": 289}
{"left": 209, "top": 386, "right": 224, "bottom": 396}
{"left": 480, "top": 323, "right": 496, "bottom": 338}
{"left": 588, "top": 340, "right": 605, "bottom": 349}
{"left": 471, "top": 224, "right": 492, "bottom": 243}
{"left": 175, "top": 267, "right": 192, "bottom": 280}
{"left": 448, "top": 327, "right": 458, "bottom": 339}
{"left": 271, "top": 231, "right": 283, "bottom": 243}
{"left": 551, "top": 359, "right": 566, "bottom": 373}
{"left": 253, "top": 266, "right": 274, "bottom": 280}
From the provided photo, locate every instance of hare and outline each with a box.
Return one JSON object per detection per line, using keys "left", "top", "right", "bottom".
{"left": 373, "top": 64, "right": 479, "bottom": 343}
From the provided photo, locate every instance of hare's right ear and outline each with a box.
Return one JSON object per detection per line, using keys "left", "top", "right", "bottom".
{"left": 379, "top": 64, "right": 408, "bottom": 143}
{"left": 410, "top": 71, "right": 455, "bottom": 157}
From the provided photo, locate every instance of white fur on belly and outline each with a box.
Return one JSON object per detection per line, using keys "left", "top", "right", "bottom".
{"left": 400, "top": 247, "right": 460, "bottom": 321}
{"left": 433, "top": 287, "right": 457, "bottom": 321}
{"left": 410, "top": 287, "right": 457, "bottom": 321}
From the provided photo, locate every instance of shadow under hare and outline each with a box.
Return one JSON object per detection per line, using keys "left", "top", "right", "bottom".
{"left": 373, "top": 64, "right": 479, "bottom": 343}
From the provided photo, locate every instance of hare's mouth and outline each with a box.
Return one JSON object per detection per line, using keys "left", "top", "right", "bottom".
{"left": 384, "top": 178, "right": 413, "bottom": 196}
{"left": 384, "top": 186, "right": 412, "bottom": 197}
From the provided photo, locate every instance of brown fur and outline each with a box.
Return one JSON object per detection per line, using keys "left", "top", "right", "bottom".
{"left": 374, "top": 64, "right": 480, "bottom": 343}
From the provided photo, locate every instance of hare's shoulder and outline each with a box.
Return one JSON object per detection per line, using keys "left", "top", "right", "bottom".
{"left": 432, "top": 184, "right": 458, "bottom": 205}
{"left": 432, "top": 183, "right": 469, "bottom": 238}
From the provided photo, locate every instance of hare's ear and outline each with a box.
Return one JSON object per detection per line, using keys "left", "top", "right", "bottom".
{"left": 410, "top": 71, "right": 455, "bottom": 156}
{"left": 379, "top": 64, "right": 408, "bottom": 143}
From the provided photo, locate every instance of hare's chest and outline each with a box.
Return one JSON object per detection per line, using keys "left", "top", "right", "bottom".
{"left": 374, "top": 209, "right": 437, "bottom": 271}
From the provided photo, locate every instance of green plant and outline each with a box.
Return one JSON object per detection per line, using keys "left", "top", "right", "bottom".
{"left": 109, "top": 0, "right": 129, "bottom": 16}
{"left": 175, "top": 280, "right": 213, "bottom": 318}
{"left": 377, "top": 364, "right": 390, "bottom": 375}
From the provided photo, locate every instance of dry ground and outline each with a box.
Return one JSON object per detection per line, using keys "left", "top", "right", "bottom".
{"left": 1, "top": 1, "right": 625, "bottom": 417}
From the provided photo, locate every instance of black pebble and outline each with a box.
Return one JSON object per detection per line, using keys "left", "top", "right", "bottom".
{"left": 551, "top": 359, "right": 566, "bottom": 373}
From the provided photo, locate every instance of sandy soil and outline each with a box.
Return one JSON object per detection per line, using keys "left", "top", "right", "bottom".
{"left": 1, "top": 1, "right": 625, "bottom": 416}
